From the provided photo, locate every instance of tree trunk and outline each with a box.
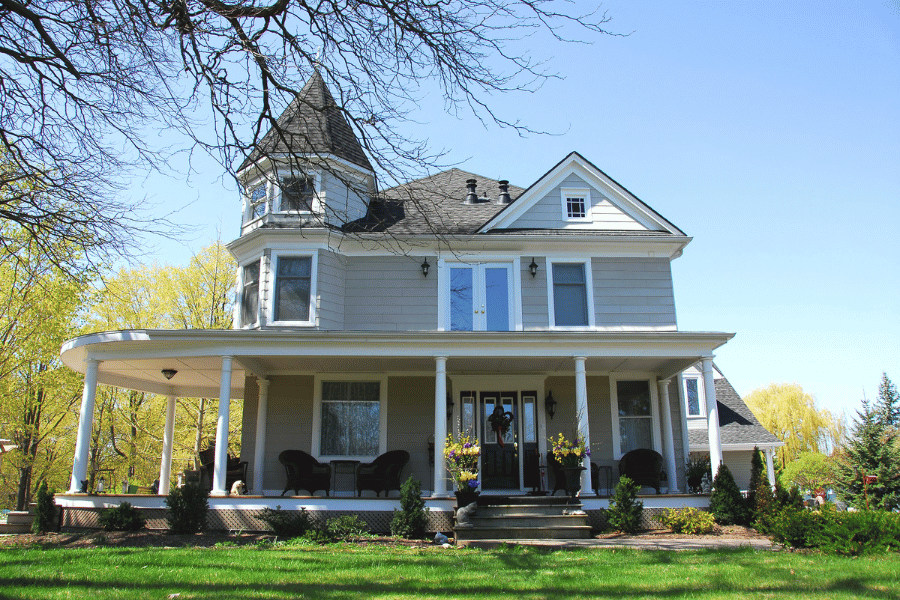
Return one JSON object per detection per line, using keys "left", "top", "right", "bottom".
{"left": 15, "top": 465, "right": 32, "bottom": 511}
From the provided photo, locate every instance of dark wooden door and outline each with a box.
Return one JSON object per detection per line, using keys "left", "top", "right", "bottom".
{"left": 480, "top": 392, "right": 520, "bottom": 490}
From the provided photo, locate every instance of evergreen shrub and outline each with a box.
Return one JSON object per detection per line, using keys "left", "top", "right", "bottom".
{"left": 257, "top": 506, "right": 313, "bottom": 538}
{"left": 99, "top": 501, "right": 145, "bottom": 531}
{"left": 390, "top": 476, "right": 428, "bottom": 539}
{"left": 709, "top": 464, "right": 748, "bottom": 525}
{"left": 31, "top": 480, "right": 57, "bottom": 534}
{"left": 166, "top": 483, "right": 209, "bottom": 534}
{"left": 608, "top": 476, "right": 643, "bottom": 534}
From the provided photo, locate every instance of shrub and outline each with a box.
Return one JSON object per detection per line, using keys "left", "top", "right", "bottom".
{"left": 709, "top": 464, "right": 748, "bottom": 526}
{"left": 390, "top": 476, "right": 428, "bottom": 539}
{"left": 660, "top": 507, "right": 716, "bottom": 535}
{"left": 325, "top": 514, "right": 370, "bottom": 542}
{"left": 31, "top": 480, "right": 57, "bottom": 534}
{"left": 763, "top": 505, "right": 818, "bottom": 548}
{"left": 166, "top": 483, "right": 209, "bottom": 534}
{"left": 608, "top": 476, "right": 643, "bottom": 534}
{"left": 257, "top": 506, "right": 313, "bottom": 538}
{"left": 99, "top": 502, "right": 145, "bottom": 531}
{"left": 807, "top": 507, "right": 900, "bottom": 556}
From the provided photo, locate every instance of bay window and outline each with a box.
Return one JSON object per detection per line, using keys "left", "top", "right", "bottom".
{"left": 240, "top": 261, "right": 260, "bottom": 327}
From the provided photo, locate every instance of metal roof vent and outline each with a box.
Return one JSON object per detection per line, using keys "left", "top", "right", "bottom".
{"left": 497, "top": 180, "right": 511, "bottom": 205}
{"left": 464, "top": 179, "right": 478, "bottom": 204}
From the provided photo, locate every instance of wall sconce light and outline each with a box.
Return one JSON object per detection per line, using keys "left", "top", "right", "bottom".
{"left": 529, "top": 258, "right": 538, "bottom": 277}
{"left": 162, "top": 369, "right": 178, "bottom": 380}
{"left": 421, "top": 258, "right": 430, "bottom": 277}
{"left": 545, "top": 390, "right": 557, "bottom": 420}
{"left": 446, "top": 394, "right": 455, "bottom": 419}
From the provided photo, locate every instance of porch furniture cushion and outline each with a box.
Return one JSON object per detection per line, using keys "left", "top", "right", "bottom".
{"left": 356, "top": 450, "right": 410, "bottom": 497}
{"left": 279, "top": 449, "right": 331, "bottom": 496}
{"left": 618, "top": 448, "right": 665, "bottom": 494}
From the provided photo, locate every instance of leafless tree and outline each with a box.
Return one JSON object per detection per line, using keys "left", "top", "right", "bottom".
{"left": 0, "top": 0, "right": 616, "bottom": 274}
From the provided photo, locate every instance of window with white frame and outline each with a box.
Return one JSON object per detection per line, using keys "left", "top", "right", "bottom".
{"left": 616, "top": 380, "right": 653, "bottom": 455}
{"left": 561, "top": 187, "right": 590, "bottom": 221}
{"left": 683, "top": 376, "right": 703, "bottom": 417}
{"left": 248, "top": 183, "right": 267, "bottom": 220}
{"left": 273, "top": 256, "right": 312, "bottom": 322}
{"left": 551, "top": 263, "right": 589, "bottom": 326}
{"left": 279, "top": 175, "right": 315, "bottom": 212}
{"left": 320, "top": 381, "right": 381, "bottom": 456}
{"left": 240, "top": 261, "right": 260, "bottom": 327}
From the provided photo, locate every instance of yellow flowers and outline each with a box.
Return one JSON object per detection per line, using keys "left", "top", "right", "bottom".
{"left": 550, "top": 432, "right": 590, "bottom": 468}
{"left": 445, "top": 433, "right": 481, "bottom": 491}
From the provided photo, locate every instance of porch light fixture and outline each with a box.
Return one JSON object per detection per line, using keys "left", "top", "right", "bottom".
{"left": 162, "top": 369, "right": 178, "bottom": 380}
{"left": 545, "top": 390, "right": 557, "bottom": 419}
{"left": 421, "top": 258, "right": 430, "bottom": 277}
{"left": 529, "top": 258, "right": 538, "bottom": 277}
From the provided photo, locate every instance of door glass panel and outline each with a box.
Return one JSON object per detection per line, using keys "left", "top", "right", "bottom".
{"left": 484, "top": 267, "right": 510, "bottom": 331}
{"left": 461, "top": 392, "right": 476, "bottom": 438}
{"left": 450, "top": 267, "right": 474, "bottom": 331}
{"left": 522, "top": 395, "right": 536, "bottom": 443}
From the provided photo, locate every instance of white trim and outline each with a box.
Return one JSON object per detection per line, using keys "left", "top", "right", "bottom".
{"left": 310, "top": 373, "right": 389, "bottom": 461}
{"left": 609, "top": 375, "right": 662, "bottom": 460}
{"left": 561, "top": 187, "right": 591, "bottom": 222}
{"left": 546, "top": 258, "right": 596, "bottom": 329}
{"left": 266, "top": 250, "right": 319, "bottom": 327}
{"left": 439, "top": 260, "right": 515, "bottom": 332}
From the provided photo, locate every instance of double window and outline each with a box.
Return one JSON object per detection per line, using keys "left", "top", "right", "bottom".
{"left": 550, "top": 262, "right": 591, "bottom": 327}
{"left": 240, "top": 261, "right": 260, "bottom": 327}
{"left": 319, "top": 381, "right": 382, "bottom": 457}
{"left": 273, "top": 255, "right": 313, "bottom": 323}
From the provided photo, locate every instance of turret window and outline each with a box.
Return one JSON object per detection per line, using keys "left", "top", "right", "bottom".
{"left": 280, "top": 176, "right": 315, "bottom": 212}
{"left": 274, "top": 256, "right": 313, "bottom": 322}
{"left": 249, "top": 184, "right": 268, "bottom": 220}
{"left": 241, "top": 261, "right": 260, "bottom": 327}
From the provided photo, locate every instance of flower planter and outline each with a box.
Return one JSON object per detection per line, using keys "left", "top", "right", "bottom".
{"left": 561, "top": 466, "right": 586, "bottom": 497}
{"left": 454, "top": 490, "right": 480, "bottom": 509}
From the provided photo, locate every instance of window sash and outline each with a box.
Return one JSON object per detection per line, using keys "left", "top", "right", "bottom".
{"left": 241, "top": 262, "right": 259, "bottom": 326}
{"left": 617, "top": 381, "right": 653, "bottom": 455}
{"left": 320, "top": 382, "right": 380, "bottom": 456}
{"left": 685, "top": 378, "right": 701, "bottom": 416}
{"left": 250, "top": 184, "right": 267, "bottom": 219}
{"left": 274, "top": 256, "right": 312, "bottom": 322}
{"left": 566, "top": 196, "right": 586, "bottom": 219}
{"left": 552, "top": 263, "right": 589, "bottom": 326}
{"left": 280, "top": 177, "right": 314, "bottom": 212}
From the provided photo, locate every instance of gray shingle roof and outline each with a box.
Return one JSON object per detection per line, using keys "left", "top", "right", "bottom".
{"left": 238, "top": 70, "right": 373, "bottom": 173}
{"left": 689, "top": 376, "right": 781, "bottom": 448}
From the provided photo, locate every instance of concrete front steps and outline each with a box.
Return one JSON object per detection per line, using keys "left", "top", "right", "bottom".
{"left": 453, "top": 495, "right": 592, "bottom": 547}
{"left": 0, "top": 511, "right": 33, "bottom": 534}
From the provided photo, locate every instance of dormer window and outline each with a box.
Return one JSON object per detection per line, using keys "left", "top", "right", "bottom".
{"left": 280, "top": 176, "right": 315, "bottom": 212}
{"left": 561, "top": 187, "right": 591, "bottom": 222}
{"left": 249, "top": 183, "right": 268, "bottom": 220}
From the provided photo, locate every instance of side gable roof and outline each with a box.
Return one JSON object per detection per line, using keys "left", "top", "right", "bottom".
{"left": 479, "top": 151, "right": 686, "bottom": 235}
{"left": 689, "top": 374, "right": 782, "bottom": 449}
{"left": 238, "top": 70, "right": 373, "bottom": 173}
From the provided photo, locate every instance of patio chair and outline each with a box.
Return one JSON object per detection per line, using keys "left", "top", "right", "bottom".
{"left": 356, "top": 450, "right": 410, "bottom": 497}
{"left": 618, "top": 448, "right": 665, "bottom": 494}
{"left": 279, "top": 449, "right": 332, "bottom": 496}
{"left": 197, "top": 444, "right": 248, "bottom": 491}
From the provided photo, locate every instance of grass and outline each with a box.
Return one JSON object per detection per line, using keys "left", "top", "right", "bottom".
{"left": 0, "top": 543, "right": 898, "bottom": 599}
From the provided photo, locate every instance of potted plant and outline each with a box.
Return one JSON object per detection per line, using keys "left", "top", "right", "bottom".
{"left": 487, "top": 406, "right": 514, "bottom": 447}
{"left": 550, "top": 432, "right": 590, "bottom": 496}
{"left": 685, "top": 455, "right": 711, "bottom": 493}
{"left": 444, "top": 433, "right": 481, "bottom": 507}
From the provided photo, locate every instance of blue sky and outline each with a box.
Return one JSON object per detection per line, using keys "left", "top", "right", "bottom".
{"left": 140, "top": 1, "right": 899, "bottom": 419}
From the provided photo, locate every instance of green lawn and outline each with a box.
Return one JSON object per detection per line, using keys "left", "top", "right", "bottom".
{"left": 0, "top": 543, "right": 898, "bottom": 599}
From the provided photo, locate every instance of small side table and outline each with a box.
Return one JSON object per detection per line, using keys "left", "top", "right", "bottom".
{"left": 330, "top": 460, "right": 360, "bottom": 497}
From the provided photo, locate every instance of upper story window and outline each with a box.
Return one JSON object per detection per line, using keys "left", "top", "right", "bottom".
{"left": 274, "top": 256, "right": 313, "bottom": 323}
{"left": 683, "top": 375, "right": 704, "bottom": 417}
{"left": 240, "top": 261, "right": 260, "bottom": 327}
{"left": 561, "top": 187, "right": 591, "bottom": 222}
{"left": 249, "top": 183, "right": 268, "bottom": 220}
{"left": 279, "top": 175, "right": 315, "bottom": 212}
{"left": 550, "top": 262, "right": 590, "bottom": 327}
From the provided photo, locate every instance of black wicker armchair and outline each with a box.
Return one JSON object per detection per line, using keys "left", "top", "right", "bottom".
{"left": 356, "top": 450, "right": 410, "bottom": 497}
{"left": 278, "top": 449, "right": 332, "bottom": 496}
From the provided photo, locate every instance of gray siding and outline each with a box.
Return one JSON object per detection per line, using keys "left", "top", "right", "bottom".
{"left": 521, "top": 257, "right": 548, "bottom": 329}
{"left": 386, "top": 376, "right": 436, "bottom": 493}
{"left": 344, "top": 255, "right": 439, "bottom": 331}
{"left": 317, "top": 250, "right": 345, "bottom": 330}
{"left": 258, "top": 375, "right": 315, "bottom": 493}
{"left": 508, "top": 173, "right": 646, "bottom": 230}
{"left": 592, "top": 258, "right": 677, "bottom": 328}
{"left": 320, "top": 170, "right": 369, "bottom": 226}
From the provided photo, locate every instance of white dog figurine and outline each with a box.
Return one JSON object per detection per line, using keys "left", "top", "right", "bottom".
{"left": 230, "top": 480, "right": 247, "bottom": 496}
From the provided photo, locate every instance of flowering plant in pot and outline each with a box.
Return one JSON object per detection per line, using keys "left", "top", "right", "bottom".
{"left": 550, "top": 432, "right": 590, "bottom": 468}
{"left": 444, "top": 433, "right": 481, "bottom": 492}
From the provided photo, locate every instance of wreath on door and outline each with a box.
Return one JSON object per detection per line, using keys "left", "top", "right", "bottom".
{"left": 488, "top": 406, "right": 514, "bottom": 447}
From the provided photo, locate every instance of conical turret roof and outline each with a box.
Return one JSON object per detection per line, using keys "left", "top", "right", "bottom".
{"left": 238, "top": 70, "right": 373, "bottom": 173}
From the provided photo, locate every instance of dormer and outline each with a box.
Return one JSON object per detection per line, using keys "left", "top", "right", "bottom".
{"left": 236, "top": 70, "right": 376, "bottom": 235}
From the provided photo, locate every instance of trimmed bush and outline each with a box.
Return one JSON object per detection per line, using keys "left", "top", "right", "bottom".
{"left": 166, "top": 483, "right": 209, "bottom": 534}
{"left": 608, "top": 476, "right": 643, "bottom": 534}
{"left": 764, "top": 505, "right": 900, "bottom": 555}
{"left": 99, "top": 502, "right": 145, "bottom": 531}
{"left": 660, "top": 507, "right": 716, "bottom": 535}
{"left": 325, "top": 514, "right": 370, "bottom": 541}
{"left": 709, "top": 464, "right": 748, "bottom": 526}
{"left": 390, "top": 476, "right": 428, "bottom": 539}
{"left": 31, "top": 480, "right": 57, "bottom": 534}
{"left": 258, "top": 506, "right": 313, "bottom": 538}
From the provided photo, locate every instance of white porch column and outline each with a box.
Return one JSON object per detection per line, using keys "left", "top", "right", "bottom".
{"left": 657, "top": 379, "right": 681, "bottom": 493}
{"left": 433, "top": 357, "right": 448, "bottom": 497}
{"left": 765, "top": 447, "right": 776, "bottom": 491}
{"left": 702, "top": 357, "right": 723, "bottom": 478}
{"left": 212, "top": 356, "right": 233, "bottom": 496}
{"left": 574, "top": 356, "right": 590, "bottom": 495}
{"left": 158, "top": 395, "right": 177, "bottom": 496}
{"left": 69, "top": 359, "right": 100, "bottom": 493}
{"left": 252, "top": 378, "right": 270, "bottom": 495}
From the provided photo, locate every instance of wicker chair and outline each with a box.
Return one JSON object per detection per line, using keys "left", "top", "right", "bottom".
{"left": 278, "top": 449, "right": 332, "bottom": 496}
{"left": 356, "top": 450, "right": 410, "bottom": 497}
{"left": 618, "top": 448, "right": 665, "bottom": 494}
{"left": 196, "top": 445, "right": 248, "bottom": 491}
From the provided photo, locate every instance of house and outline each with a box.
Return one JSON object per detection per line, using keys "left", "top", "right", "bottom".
{"left": 58, "top": 71, "right": 758, "bottom": 531}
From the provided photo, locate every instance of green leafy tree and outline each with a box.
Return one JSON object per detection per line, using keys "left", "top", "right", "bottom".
{"left": 780, "top": 452, "right": 835, "bottom": 494}
{"left": 745, "top": 383, "right": 844, "bottom": 469}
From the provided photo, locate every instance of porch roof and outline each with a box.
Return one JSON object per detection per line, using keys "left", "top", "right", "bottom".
{"left": 60, "top": 329, "right": 733, "bottom": 398}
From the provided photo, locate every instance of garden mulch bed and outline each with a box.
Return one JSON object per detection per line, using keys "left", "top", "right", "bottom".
{"left": 595, "top": 525, "right": 770, "bottom": 542}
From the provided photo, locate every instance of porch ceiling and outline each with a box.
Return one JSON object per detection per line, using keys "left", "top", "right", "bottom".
{"left": 60, "top": 329, "right": 733, "bottom": 398}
